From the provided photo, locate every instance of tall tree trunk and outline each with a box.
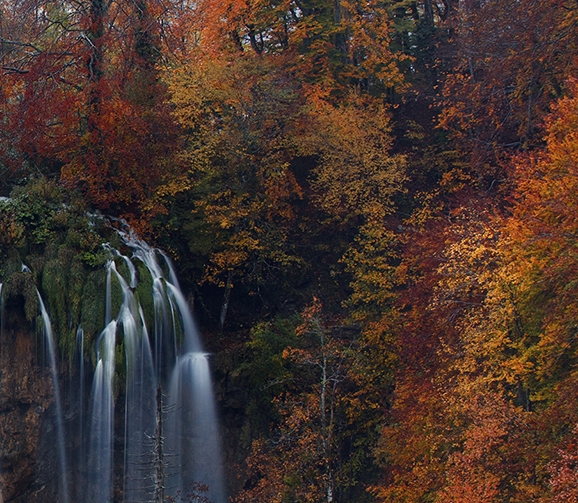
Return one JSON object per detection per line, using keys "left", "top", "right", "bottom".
{"left": 87, "top": 0, "right": 105, "bottom": 107}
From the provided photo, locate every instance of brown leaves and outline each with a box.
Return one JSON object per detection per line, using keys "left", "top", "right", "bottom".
{"left": 439, "top": 0, "right": 578, "bottom": 168}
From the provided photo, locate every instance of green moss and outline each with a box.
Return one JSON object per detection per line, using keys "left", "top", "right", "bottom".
{"left": 114, "top": 256, "right": 132, "bottom": 285}
{"left": 134, "top": 261, "right": 155, "bottom": 334}
{"left": 80, "top": 269, "right": 107, "bottom": 348}
{"left": 0, "top": 177, "right": 168, "bottom": 381}
{"left": 0, "top": 252, "right": 24, "bottom": 280}
{"left": 68, "top": 256, "right": 88, "bottom": 326}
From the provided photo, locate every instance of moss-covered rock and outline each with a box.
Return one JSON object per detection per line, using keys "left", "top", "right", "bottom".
{"left": 0, "top": 177, "right": 117, "bottom": 362}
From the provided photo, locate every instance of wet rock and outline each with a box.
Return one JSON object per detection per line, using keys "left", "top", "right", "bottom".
{"left": 0, "top": 309, "right": 54, "bottom": 503}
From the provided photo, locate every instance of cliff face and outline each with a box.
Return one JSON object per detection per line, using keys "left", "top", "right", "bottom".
{"left": 0, "top": 302, "right": 56, "bottom": 503}
{"left": 0, "top": 305, "right": 247, "bottom": 503}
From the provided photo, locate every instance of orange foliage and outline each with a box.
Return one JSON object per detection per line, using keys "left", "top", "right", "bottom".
{"left": 376, "top": 80, "right": 578, "bottom": 502}
{"left": 502, "top": 78, "right": 578, "bottom": 390}
{"left": 547, "top": 422, "right": 578, "bottom": 503}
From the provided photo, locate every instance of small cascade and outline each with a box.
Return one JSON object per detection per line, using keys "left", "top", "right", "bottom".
{"left": 167, "top": 352, "right": 226, "bottom": 503}
{"left": 79, "top": 227, "right": 226, "bottom": 503}
{"left": 74, "top": 326, "right": 86, "bottom": 487}
{"left": 86, "top": 256, "right": 158, "bottom": 503}
{"left": 36, "top": 292, "right": 70, "bottom": 503}
{"left": 117, "top": 229, "right": 226, "bottom": 503}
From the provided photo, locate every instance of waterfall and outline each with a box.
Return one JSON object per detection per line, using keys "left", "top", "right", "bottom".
{"left": 74, "top": 326, "right": 86, "bottom": 490}
{"left": 87, "top": 320, "right": 116, "bottom": 503}
{"left": 163, "top": 280, "right": 226, "bottom": 503}
{"left": 167, "top": 352, "right": 226, "bottom": 503}
{"left": 13, "top": 226, "right": 226, "bottom": 503}
{"left": 81, "top": 230, "right": 225, "bottom": 502}
{"left": 116, "top": 228, "right": 225, "bottom": 503}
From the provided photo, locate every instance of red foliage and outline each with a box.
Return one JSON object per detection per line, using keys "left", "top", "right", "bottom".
{"left": 440, "top": 0, "right": 578, "bottom": 168}
{"left": 548, "top": 425, "right": 578, "bottom": 503}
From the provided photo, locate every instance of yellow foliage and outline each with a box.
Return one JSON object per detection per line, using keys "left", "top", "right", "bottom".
{"left": 297, "top": 93, "right": 406, "bottom": 219}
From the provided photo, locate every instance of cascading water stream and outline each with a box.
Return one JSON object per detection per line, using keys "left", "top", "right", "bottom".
{"left": 82, "top": 226, "right": 226, "bottom": 503}
{"left": 119, "top": 229, "right": 226, "bottom": 503}
{"left": 167, "top": 351, "right": 226, "bottom": 503}
{"left": 87, "top": 319, "right": 116, "bottom": 503}
{"left": 162, "top": 280, "right": 225, "bottom": 503}
{"left": 74, "top": 326, "right": 86, "bottom": 487}
{"left": 36, "top": 292, "right": 70, "bottom": 503}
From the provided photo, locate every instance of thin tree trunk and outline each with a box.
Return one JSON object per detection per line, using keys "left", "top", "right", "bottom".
{"left": 154, "top": 386, "right": 165, "bottom": 503}
{"left": 219, "top": 271, "right": 233, "bottom": 331}
{"left": 424, "top": 0, "right": 434, "bottom": 27}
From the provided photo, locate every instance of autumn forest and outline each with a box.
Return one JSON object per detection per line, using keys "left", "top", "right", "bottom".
{"left": 1, "top": 0, "right": 578, "bottom": 501}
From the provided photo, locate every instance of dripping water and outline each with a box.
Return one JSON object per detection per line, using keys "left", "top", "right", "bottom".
{"left": 74, "top": 326, "right": 86, "bottom": 491}
{"left": 37, "top": 292, "right": 70, "bottom": 503}
{"left": 87, "top": 320, "right": 116, "bottom": 503}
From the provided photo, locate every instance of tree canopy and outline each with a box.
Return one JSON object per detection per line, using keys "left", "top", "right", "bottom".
{"left": 2, "top": 0, "right": 578, "bottom": 501}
